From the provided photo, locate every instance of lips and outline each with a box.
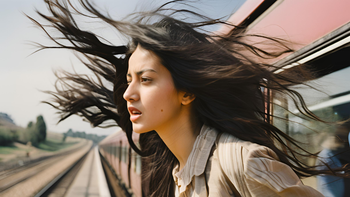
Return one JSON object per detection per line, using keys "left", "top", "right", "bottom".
{"left": 128, "top": 106, "right": 142, "bottom": 122}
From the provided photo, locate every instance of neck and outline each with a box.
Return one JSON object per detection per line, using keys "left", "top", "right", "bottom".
{"left": 156, "top": 109, "right": 201, "bottom": 171}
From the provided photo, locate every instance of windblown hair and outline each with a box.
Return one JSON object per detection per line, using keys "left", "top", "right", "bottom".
{"left": 29, "top": 0, "right": 349, "bottom": 196}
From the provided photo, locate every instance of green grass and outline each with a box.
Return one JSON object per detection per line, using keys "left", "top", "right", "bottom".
{"left": 37, "top": 139, "right": 78, "bottom": 152}
{"left": 0, "top": 145, "right": 24, "bottom": 154}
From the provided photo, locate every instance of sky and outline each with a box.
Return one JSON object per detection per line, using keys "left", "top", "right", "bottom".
{"left": 0, "top": 0, "right": 245, "bottom": 136}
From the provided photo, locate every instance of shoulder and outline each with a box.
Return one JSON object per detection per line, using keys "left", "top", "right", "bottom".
{"left": 215, "top": 132, "right": 280, "bottom": 179}
{"left": 214, "top": 132, "right": 324, "bottom": 196}
{"left": 216, "top": 132, "right": 279, "bottom": 165}
{"left": 213, "top": 132, "right": 281, "bottom": 195}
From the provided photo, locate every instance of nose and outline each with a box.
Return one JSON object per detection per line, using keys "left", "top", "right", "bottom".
{"left": 123, "top": 82, "right": 139, "bottom": 102}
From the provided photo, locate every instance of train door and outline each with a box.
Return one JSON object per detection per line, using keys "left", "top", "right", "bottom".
{"left": 271, "top": 23, "right": 350, "bottom": 194}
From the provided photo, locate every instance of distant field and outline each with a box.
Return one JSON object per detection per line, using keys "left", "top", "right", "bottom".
{"left": 0, "top": 145, "right": 27, "bottom": 162}
{"left": 37, "top": 139, "right": 78, "bottom": 152}
{"left": 0, "top": 145, "right": 25, "bottom": 154}
{"left": 0, "top": 132, "right": 84, "bottom": 163}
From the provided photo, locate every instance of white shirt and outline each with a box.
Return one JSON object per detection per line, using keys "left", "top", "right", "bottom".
{"left": 172, "top": 125, "right": 324, "bottom": 197}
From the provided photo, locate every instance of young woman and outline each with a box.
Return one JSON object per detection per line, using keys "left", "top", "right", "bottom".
{"left": 31, "top": 0, "right": 349, "bottom": 196}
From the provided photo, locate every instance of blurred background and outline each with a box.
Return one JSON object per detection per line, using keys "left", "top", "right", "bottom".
{"left": 1, "top": 0, "right": 350, "bottom": 197}
{"left": 0, "top": 0, "right": 244, "bottom": 148}
{"left": 0, "top": 2, "right": 245, "bottom": 196}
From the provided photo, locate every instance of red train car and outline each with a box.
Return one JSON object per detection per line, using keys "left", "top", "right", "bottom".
{"left": 99, "top": 0, "right": 350, "bottom": 196}
{"left": 99, "top": 128, "right": 142, "bottom": 197}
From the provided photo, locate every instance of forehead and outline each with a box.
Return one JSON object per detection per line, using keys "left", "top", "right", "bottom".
{"left": 128, "top": 45, "right": 163, "bottom": 73}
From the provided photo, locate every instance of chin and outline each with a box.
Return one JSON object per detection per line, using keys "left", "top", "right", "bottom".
{"left": 132, "top": 123, "right": 152, "bottom": 134}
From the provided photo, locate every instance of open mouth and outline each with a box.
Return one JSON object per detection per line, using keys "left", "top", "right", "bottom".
{"left": 128, "top": 107, "right": 142, "bottom": 121}
{"left": 131, "top": 110, "right": 142, "bottom": 115}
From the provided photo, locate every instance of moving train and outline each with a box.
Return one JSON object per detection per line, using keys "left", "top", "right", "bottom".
{"left": 99, "top": 0, "right": 350, "bottom": 196}
{"left": 99, "top": 129, "right": 142, "bottom": 197}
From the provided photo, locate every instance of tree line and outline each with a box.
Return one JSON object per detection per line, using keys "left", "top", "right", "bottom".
{"left": 0, "top": 112, "right": 107, "bottom": 146}
{"left": 64, "top": 129, "right": 106, "bottom": 144}
{"left": 0, "top": 114, "right": 47, "bottom": 146}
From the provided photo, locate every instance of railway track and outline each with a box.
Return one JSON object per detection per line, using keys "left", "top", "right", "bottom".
{"left": 34, "top": 148, "right": 90, "bottom": 197}
{"left": 0, "top": 155, "right": 67, "bottom": 193}
{"left": 37, "top": 146, "right": 111, "bottom": 197}
{"left": 0, "top": 141, "right": 92, "bottom": 197}
{"left": 0, "top": 141, "right": 88, "bottom": 173}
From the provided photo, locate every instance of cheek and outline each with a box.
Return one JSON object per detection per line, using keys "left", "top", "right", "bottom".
{"left": 145, "top": 84, "right": 179, "bottom": 114}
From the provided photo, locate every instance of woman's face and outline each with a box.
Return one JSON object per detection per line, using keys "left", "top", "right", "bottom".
{"left": 123, "top": 45, "right": 185, "bottom": 134}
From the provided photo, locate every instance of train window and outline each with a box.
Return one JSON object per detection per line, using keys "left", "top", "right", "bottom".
{"left": 114, "top": 146, "right": 118, "bottom": 158}
{"left": 121, "top": 146, "right": 129, "bottom": 163}
{"left": 121, "top": 147, "right": 126, "bottom": 163}
{"left": 119, "top": 146, "right": 122, "bottom": 161}
{"left": 112, "top": 146, "right": 115, "bottom": 157}
{"left": 135, "top": 154, "right": 142, "bottom": 175}
{"left": 272, "top": 44, "right": 350, "bottom": 189}
{"left": 116, "top": 146, "right": 120, "bottom": 159}
{"left": 131, "top": 150, "right": 136, "bottom": 172}
{"left": 125, "top": 147, "right": 129, "bottom": 164}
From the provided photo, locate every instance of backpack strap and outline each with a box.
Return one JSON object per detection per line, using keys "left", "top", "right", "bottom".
{"left": 204, "top": 134, "right": 219, "bottom": 194}
{"left": 215, "top": 133, "right": 242, "bottom": 197}
{"left": 204, "top": 132, "right": 241, "bottom": 196}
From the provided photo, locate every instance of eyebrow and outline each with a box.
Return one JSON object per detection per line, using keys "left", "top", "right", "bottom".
{"left": 126, "top": 68, "right": 157, "bottom": 77}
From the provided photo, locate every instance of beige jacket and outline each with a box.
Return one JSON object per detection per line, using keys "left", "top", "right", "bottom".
{"left": 172, "top": 125, "right": 324, "bottom": 197}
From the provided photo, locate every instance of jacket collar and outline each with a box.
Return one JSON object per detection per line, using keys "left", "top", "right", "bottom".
{"left": 172, "top": 125, "right": 218, "bottom": 193}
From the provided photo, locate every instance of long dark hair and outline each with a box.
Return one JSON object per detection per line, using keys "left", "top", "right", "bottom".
{"left": 29, "top": 0, "right": 348, "bottom": 196}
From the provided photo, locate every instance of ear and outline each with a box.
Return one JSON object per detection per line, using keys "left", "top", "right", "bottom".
{"left": 181, "top": 92, "right": 196, "bottom": 105}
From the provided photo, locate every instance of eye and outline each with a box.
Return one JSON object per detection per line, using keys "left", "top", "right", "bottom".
{"left": 141, "top": 77, "right": 152, "bottom": 83}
